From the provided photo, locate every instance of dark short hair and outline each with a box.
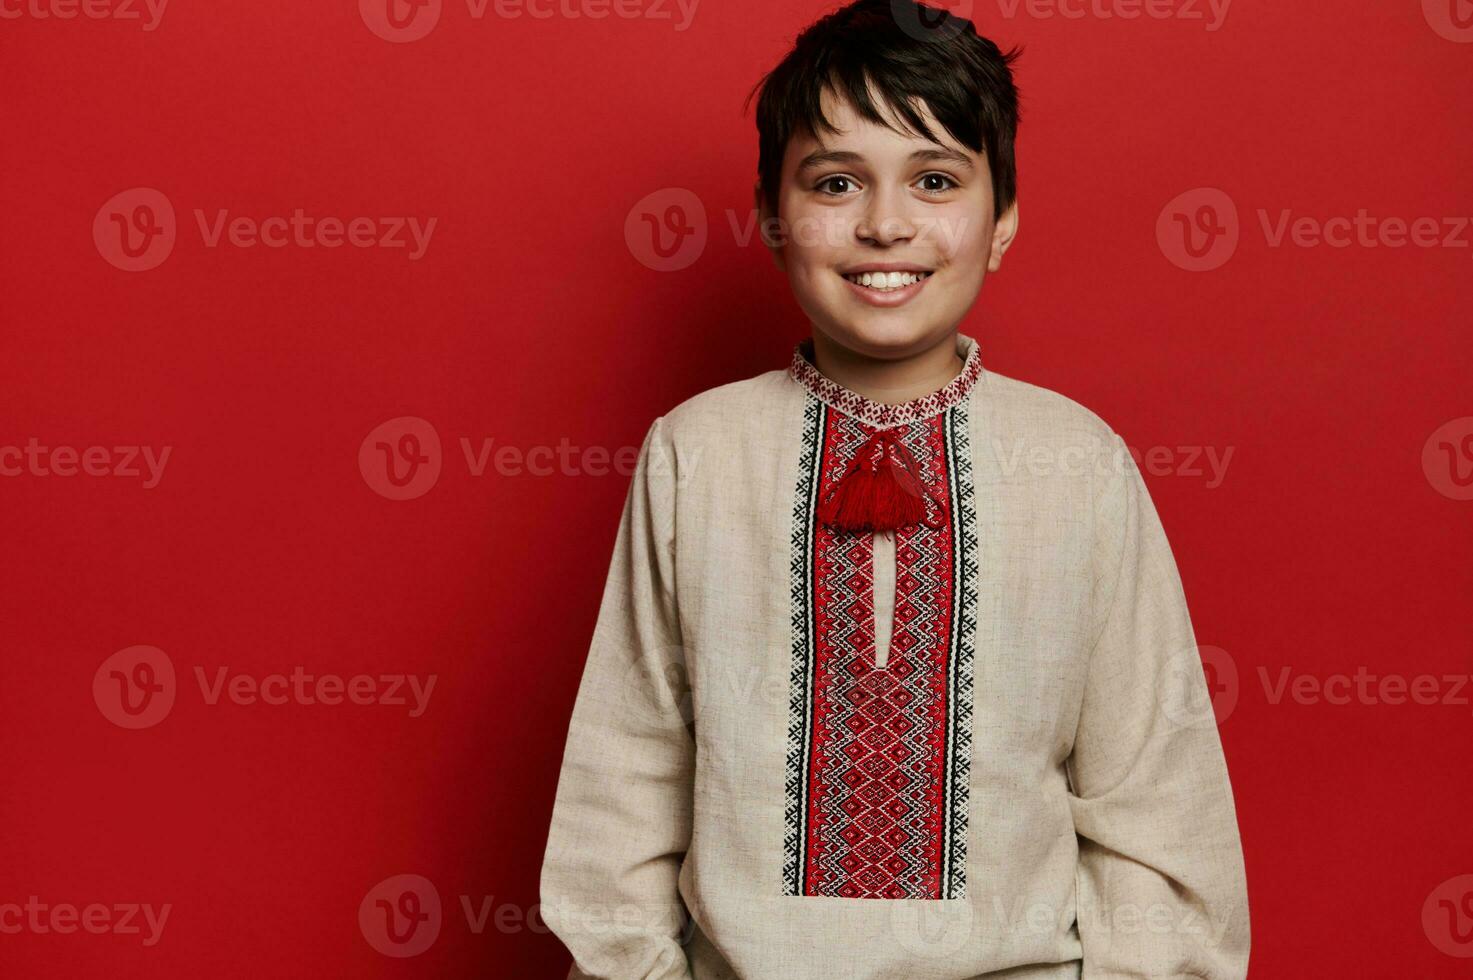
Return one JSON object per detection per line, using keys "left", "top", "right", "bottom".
{"left": 748, "top": 0, "right": 1022, "bottom": 222}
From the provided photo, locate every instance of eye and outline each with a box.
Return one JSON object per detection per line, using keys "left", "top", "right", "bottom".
{"left": 917, "top": 172, "right": 959, "bottom": 194}
{"left": 816, "top": 175, "right": 859, "bottom": 196}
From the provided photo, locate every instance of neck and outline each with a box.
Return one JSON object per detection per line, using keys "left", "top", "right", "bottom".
{"left": 808, "top": 332, "right": 965, "bottom": 405}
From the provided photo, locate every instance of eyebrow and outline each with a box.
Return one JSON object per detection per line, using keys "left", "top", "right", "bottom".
{"left": 794, "top": 146, "right": 977, "bottom": 176}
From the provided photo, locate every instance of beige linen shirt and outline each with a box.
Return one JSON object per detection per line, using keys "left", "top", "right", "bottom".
{"left": 540, "top": 333, "right": 1250, "bottom": 979}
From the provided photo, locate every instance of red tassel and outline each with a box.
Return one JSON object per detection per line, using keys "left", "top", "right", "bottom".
{"left": 818, "top": 427, "right": 940, "bottom": 533}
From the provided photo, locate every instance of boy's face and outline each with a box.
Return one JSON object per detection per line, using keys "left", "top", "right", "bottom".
{"left": 760, "top": 85, "right": 1018, "bottom": 362}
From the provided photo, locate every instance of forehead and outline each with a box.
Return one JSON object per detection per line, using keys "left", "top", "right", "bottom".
{"left": 785, "top": 82, "right": 974, "bottom": 164}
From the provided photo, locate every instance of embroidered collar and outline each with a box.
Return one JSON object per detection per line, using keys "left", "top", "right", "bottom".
{"left": 787, "top": 333, "right": 984, "bottom": 428}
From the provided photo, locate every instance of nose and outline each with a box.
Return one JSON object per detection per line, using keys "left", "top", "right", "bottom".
{"left": 855, "top": 185, "right": 917, "bottom": 247}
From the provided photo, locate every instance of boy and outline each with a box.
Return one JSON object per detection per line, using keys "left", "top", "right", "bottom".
{"left": 540, "top": 1, "right": 1250, "bottom": 977}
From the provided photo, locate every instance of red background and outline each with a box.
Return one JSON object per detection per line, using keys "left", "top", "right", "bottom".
{"left": 3, "top": 0, "right": 1471, "bottom": 976}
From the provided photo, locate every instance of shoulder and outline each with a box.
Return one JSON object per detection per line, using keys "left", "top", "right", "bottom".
{"left": 973, "top": 367, "right": 1140, "bottom": 525}
{"left": 977, "top": 367, "right": 1121, "bottom": 450}
{"left": 624, "top": 369, "right": 799, "bottom": 500}
{"left": 655, "top": 369, "right": 797, "bottom": 442}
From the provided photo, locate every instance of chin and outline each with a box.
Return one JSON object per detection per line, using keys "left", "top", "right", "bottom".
{"left": 816, "top": 318, "right": 949, "bottom": 360}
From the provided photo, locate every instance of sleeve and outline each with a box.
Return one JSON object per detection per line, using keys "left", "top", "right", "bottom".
{"left": 1065, "top": 433, "right": 1251, "bottom": 979}
{"left": 539, "top": 415, "right": 696, "bottom": 980}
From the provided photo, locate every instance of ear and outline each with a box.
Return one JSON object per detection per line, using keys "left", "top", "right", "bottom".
{"left": 987, "top": 200, "right": 1019, "bottom": 273}
{"left": 755, "top": 180, "right": 786, "bottom": 272}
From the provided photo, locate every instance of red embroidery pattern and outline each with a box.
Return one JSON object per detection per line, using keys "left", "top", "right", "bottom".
{"left": 783, "top": 343, "right": 981, "bottom": 901}
{"left": 787, "top": 335, "right": 984, "bottom": 428}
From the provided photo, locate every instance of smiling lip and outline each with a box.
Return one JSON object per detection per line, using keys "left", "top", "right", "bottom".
{"left": 839, "top": 263, "right": 933, "bottom": 274}
{"left": 839, "top": 268, "right": 933, "bottom": 308}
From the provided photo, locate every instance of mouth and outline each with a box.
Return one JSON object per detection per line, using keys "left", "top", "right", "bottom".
{"left": 839, "top": 269, "right": 933, "bottom": 307}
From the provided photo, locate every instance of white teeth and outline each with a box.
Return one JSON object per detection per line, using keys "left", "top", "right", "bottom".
{"left": 844, "top": 271, "right": 930, "bottom": 290}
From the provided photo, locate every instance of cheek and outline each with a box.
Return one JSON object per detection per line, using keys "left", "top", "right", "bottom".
{"left": 782, "top": 207, "right": 851, "bottom": 261}
{"left": 932, "top": 207, "right": 994, "bottom": 266}
{"left": 782, "top": 220, "right": 850, "bottom": 287}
